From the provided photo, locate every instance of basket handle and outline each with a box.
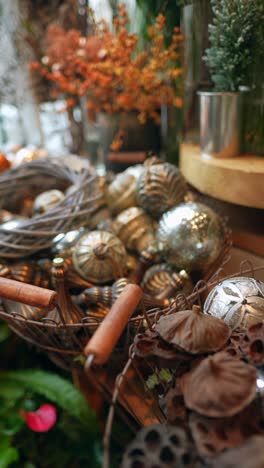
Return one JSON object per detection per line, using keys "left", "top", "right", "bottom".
{"left": 0, "top": 277, "right": 57, "bottom": 309}
{"left": 84, "top": 284, "right": 143, "bottom": 368}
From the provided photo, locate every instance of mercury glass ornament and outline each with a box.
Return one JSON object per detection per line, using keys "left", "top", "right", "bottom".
{"left": 72, "top": 230, "right": 127, "bottom": 284}
{"left": 142, "top": 264, "right": 192, "bottom": 298}
{"left": 81, "top": 277, "right": 130, "bottom": 307}
{"left": 204, "top": 277, "right": 264, "bottom": 330}
{"left": 114, "top": 206, "right": 155, "bottom": 254}
{"left": 33, "top": 189, "right": 65, "bottom": 215}
{"left": 156, "top": 202, "right": 224, "bottom": 271}
{"left": 52, "top": 229, "right": 85, "bottom": 259}
{"left": 0, "top": 216, "right": 28, "bottom": 230}
{"left": 136, "top": 159, "right": 187, "bottom": 218}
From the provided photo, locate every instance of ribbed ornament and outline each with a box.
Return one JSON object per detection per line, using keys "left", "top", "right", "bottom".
{"left": 142, "top": 264, "right": 192, "bottom": 298}
{"left": 136, "top": 160, "right": 187, "bottom": 217}
{"left": 114, "top": 206, "right": 155, "bottom": 254}
{"left": 72, "top": 230, "right": 127, "bottom": 284}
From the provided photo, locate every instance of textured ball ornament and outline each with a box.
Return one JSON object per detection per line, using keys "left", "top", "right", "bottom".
{"left": 33, "top": 189, "right": 65, "bottom": 215}
{"left": 156, "top": 202, "right": 224, "bottom": 271}
{"left": 204, "top": 277, "right": 264, "bottom": 330}
{"left": 136, "top": 160, "right": 187, "bottom": 217}
{"left": 72, "top": 230, "right": 127, "bottom": 284}
{"left": 107, "top": 166, "right": 143, "bottom": 215}
{"left": 114, "top": 206, "right": 155, "bottom": 254}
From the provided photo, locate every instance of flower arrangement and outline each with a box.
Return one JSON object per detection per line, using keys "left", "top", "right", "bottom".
{"left": 30, "top": 4, "right": 183, "bottom": 150}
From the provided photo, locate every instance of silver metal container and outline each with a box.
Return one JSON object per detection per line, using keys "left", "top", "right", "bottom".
{"left": 198, "top": 91, "right": 241, "bottom": 158}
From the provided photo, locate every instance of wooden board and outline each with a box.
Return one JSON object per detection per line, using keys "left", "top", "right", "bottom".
{"left": 180, "top": 144, "right": 264, "bottom": 209}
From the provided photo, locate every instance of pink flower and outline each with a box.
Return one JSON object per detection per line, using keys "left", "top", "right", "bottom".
{"left": 21, "top": 404, "right": 57, "bottom": 432}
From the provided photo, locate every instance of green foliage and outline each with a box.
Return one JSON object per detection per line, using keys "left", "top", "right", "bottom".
{"left": 0, "top": 370, "right": 98, "bottom": 430}
{"left": 0, "top": 368, "right": 100, "bottom": 467}
{"left": 204, "top": 0, "right": 264, "bottom": 91}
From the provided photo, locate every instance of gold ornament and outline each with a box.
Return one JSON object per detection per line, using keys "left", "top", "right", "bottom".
{"left": 142, "top": 264, "right": 192, "bottom": 298}
{"left": 72, "top": 230, "right": 127, "bottom": 284}
{"left": 114, "top": 206, "right": 155, "bottom": 254}
{"left": 156, "top": 202, "right": 224, "bottom": 271}
{"left": 136, "top": 159, "right": 187, "bottom": 217}
{"left": 33, "top": 189, "right": 65, "bottom": 215}
{"left": 80, "top": 277, "right": 130, "bottom": 307}
{"left": 107, "top": 166, "right": 144, "bottom": 215}
{"left": 204, "top": 277, "right": 264, "bottom": 330}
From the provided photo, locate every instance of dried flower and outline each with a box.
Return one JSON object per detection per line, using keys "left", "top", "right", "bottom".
{"left": 30, "top": 5, "right": 183, "bottom": 134}
{"left": 181, "top": 352, "right": 257, "bottom": 417}
{"left": 155, "top": 305, "right": 231, "bottom": 354}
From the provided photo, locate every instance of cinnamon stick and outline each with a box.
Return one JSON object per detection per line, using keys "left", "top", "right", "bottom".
{"left": 0, "top": 277, "right": 57, "bottom": 309}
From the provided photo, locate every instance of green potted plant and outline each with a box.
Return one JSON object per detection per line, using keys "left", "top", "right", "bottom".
{"left": 199, "top": 0, "right": 264, "bottom": 158}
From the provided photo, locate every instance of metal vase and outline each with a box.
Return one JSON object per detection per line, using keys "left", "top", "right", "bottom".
{"left": 198, "top": 92, "right": 241, "bottom": 158}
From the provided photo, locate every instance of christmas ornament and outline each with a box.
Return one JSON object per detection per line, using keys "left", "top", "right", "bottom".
{"left": 156, "top": 202, "right": 224, "bottom": 271}
{"left": 79, "top": 277, "right": 130, "bottom": 307}
{"left": 107, "top": 167, "right": 142, "bottom": 215}
{"left": 0, "top": 216, "right": 28, "bottom": 230}
{"left": 12, "top": 146, "right": 48, "bottom": 167}
{"left": 114, "top": 206, "right": 155, "bottom": 254}
{"left": 52, "top": 229, "right": 85, "bottom": 259}
{"left": 72, "top": 230, "right": 127, "bottom": 284}
{"left": 0, "top": 153, "right": 11, "bottom": 172}
{"left": 182, "top": 352, "right": 257, "bottom": 417}
{"left": 136, "top": 158, "right": 187, "bottom": 217}
{"left": 142, "top": 264, "right": 192, "bottom": 298}
{"left": 155, "top": 305, "right": 231, "bottom": 354}
{"left": 33, "top": 189, "right": 65, "bottom": 215}
{"left": 204, "top": 277, "right": 264, "bottom": 330}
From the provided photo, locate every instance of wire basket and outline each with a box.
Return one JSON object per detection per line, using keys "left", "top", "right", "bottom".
{"left": 0, "top": 159, "right": 106, "bottom": 258}
{"left": 101, "top": 262, "right": 264, "bottom": 468}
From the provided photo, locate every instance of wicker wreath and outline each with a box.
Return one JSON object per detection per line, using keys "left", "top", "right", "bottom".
{"left": 0, "top": 159, "right": 106, "bottom": 258}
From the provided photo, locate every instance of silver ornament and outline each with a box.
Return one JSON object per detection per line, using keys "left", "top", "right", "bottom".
{"left": 156, "top": 202, "right": 224, "bottom": 271}
{"left": 72, "top": 230, "right": 127, "bottom": 284}
{"left": 82, "top": 277, "right": 129, "bottom": 307}
{"left": 136, "top": 160, "right": 187, "bottom": 217}
{"left": 204, "top": 277, "right": 264, "bottom": 330}
{"left": 0, "top": 216, "right": 28, "bottom": 230}
{"left": 33, "top": 189, "right": 65, "bottom": 215}
{"left": 142, "top": 264, "right": 192, "bottom": 298}
{"left": 52, "top": 229, "right": 86, "bottom": 259}
{"left": 114, "top": 206, "right": 155, "bottom": 254}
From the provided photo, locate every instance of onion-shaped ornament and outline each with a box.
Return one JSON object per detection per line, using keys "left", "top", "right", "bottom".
{"left": 142, "top": 264, "right": 192, "bottom": 298}
{"left": 156, "top": 202, "right": 224, "bottom": 271}
{"left": 107, "top": 167, "right": 143, "bottom": 215}
{"left": 204, "top": 277, "right": 264, "bottom": 330}
{"left": 80, "top": 277, "right": 130, "bottom": 307}
{"left": 136, "top": 159, "right": 187, "bottom": 217}
{"left": 33, "top": 189, "right": 65, "bottom": 215}
{"left": 72, "top": 230, "right": 127, "bottom": 284}
{"left": 114, "top": 206, "right": 155, "bottom": 254}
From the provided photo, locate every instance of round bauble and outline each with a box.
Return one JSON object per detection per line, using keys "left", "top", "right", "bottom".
{"left": 156, "top": 202, "right": 224, "bottom": 271}
{"left": 33, "top": 189, "right": 65, "bottom": 215}
{"left": 72, "top": 230, "right": 127, "bottom": 284}
{"left": 204, "top": 277, "right": 264, "bottom": 330}
{"left": 52, "top": 229, "right": 85, "bottom": 259}
{"left": 136, "top": 159, "right": 187, "bottom": 217}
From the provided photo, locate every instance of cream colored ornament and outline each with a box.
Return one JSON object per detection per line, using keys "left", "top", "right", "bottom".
{"left": 204, "top": 277, "right": 264, "bottom": 330}
{"left": 33, "top": 189, "right": 65, "bottom": 215}
{"left": 137, "top": 159, "right": 187, "bottom": 217}
{"left": 107, "top": 171, "right": 138, "bottom": 215}
{"left": 72, "top": 230, "right": 127, "bottom": 284}
{"left": 114, "top": 206, "right": 155, "bottom": 254}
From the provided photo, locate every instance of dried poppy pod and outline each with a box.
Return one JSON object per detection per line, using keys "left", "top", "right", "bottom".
{"left": 182, "top": 352, "right": 257, "bottom": 417}
{"left": 155, "top": 305, "right": 231, "bottom": 354}
{"left": 212, "top": 435, "right": 264, "bottom": 468}
{"left": 136, "top": 158, "right": 187, "bottom": 218}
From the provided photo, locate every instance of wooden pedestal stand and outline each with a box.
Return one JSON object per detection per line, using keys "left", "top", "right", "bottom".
{"left": 180, "top": 144, "right": 264, "bottom": 256}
